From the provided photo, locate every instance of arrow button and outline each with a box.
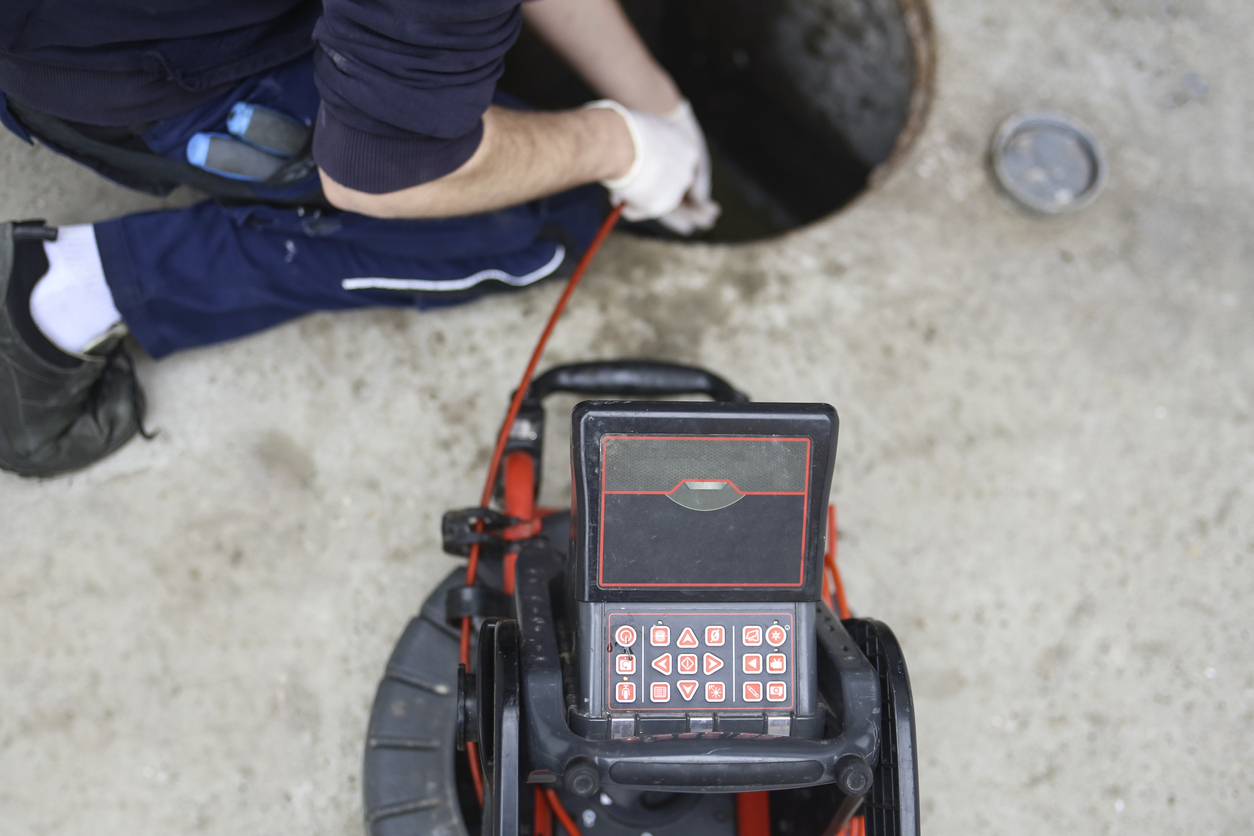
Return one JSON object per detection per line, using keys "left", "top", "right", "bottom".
{"left": 703, "top": 652, "right": 724, "bottom": 676}
{"left": 651, "top": 653, "right": 672, "bottom": 676}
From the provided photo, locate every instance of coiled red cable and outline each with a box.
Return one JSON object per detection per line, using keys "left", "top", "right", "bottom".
{"left": 460, "top": 204, "right": 623, "bottom": 805}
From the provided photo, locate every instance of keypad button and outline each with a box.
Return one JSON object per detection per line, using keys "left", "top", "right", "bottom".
{"left": 677, "top": 654, "right": 698, "bottom": 675}
{"left": 742, "top": 625, "right": 763, "bottom": 646}
{"left": 703, "top": 652, "right": 724, "bottom": 676}
{"left": 650, "top": 625, "right": 671, "bottom": 646}
{"left": 616, "top": 682, "right": 636, "bottom": 703}
{"left": 615, "top": 654, "right": 636, "bottom": 675}
{"left": 705, "top": 681, "right": 726, "bottom": 702}
{"left": 677, "top": 627, "right": 699, "bottom": 648}
{"left": 677, "top": 680, "right": 700, "bottom": 701}
{"left": 766, "top": 682, "right": 787, "bottom": 702}
{"left": 766, "top": 653, "right": 787, "bottom": 675}
{"left": 742, "top": 681, "right": 763, "bottom": 702}
{"left": 616, "top": 625, "right": 638, "bottom": 648}
{"left": 650, "top": 682, "right": 670, "bottom": 703}
{"left": 743, "top": 653, "right": 763, "bottom": 675}
{"left": 651, "top": 653, "right": 672, "bottom": 676}
{"left": 705, "top": 625, "right": 726, "bottom": 647}
{"left": 766, "top": 625, "right": 787, "bottom": 647}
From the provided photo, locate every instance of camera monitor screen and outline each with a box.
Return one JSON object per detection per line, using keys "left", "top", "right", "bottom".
{"left": 598, "top": 434, "right": 811, "bottom": 588}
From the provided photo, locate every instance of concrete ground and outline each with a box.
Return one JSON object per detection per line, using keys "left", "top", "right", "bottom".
{"left": 2, "top": 0, "right": 1251, "bottom": 834}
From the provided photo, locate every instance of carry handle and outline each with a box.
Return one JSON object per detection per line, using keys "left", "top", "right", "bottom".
{"left": 523, "top": 360, "right": 749, "bottom": 406}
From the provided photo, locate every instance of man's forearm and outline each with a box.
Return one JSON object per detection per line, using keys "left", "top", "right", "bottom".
{"left": 320, "top": 105, "right": 634, "bottom": 219}
{"left": 522, "top": 0, "right": 682, "bottom": 116}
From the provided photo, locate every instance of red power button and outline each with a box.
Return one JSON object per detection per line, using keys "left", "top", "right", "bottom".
{"left": 615, "top": 625, "right": 638, "bottom": 647}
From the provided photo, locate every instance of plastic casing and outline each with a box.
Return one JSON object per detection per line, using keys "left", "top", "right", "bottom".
{"left": 570, "top": 401, "right": 839, "bottom": 605}
{"left": 568, "top": 401, "right": 838, "bottom": 734}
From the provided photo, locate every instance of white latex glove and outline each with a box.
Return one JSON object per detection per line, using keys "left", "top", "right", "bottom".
{"left": 585, "top": 99, "right": 699, "bottom": 223}
{"left": 656, "top": 99, "right": 721, "bottom": 235}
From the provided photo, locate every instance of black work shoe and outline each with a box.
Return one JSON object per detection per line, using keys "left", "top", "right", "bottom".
{"left": 0, "top": 220, "right": 147, "bottom": 477}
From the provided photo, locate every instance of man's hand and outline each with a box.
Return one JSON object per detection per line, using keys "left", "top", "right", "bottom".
{"left": 585, "top": 100, "right": 700, "bottom": 223}
{"left": 526, "top": 0, "right": 720, "bottom": 233}
{"left": 656, "top": 100, "right": 721, "bottom": 234}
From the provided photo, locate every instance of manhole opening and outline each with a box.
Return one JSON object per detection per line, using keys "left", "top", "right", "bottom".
{"left": 500, "top": 0, "right": 935, "bottom": 243}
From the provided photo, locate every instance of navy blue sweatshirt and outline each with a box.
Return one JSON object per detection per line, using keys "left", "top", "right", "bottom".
{"left": 0, "top": 0, "right": 522, "bottom": 193}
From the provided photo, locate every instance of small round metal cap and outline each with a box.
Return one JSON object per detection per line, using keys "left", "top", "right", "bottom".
{"left": 991, "top": 112, "right": 1107, "bottom": 214}
{"left": 836, "top": 756, "right": 874, "bottom": 796}
{"left": 565, "top": 759, "right": 601, "bottom": 797}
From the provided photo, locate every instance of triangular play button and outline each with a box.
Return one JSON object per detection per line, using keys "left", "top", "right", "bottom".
{"left": 677, "top": 627, "right": 699, "bottom": 648}
{"left": 703, "top": 653, "right": 724, "bottom": 675}
{"left": 677, "top": 680, "right": 699, "bottom": 701}
{"left": 651, "top": 653, "right": 672, "bottom": 675}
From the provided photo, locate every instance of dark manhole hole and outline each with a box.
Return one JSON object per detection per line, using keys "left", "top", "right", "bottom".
{"left": 500, "top": 0, "right": 935, "bottom": 243}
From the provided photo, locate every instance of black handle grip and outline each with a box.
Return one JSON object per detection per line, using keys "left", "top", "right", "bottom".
{"left": 609, "top": 759, "right": 824, "bottom": 788}
{"left": 524, "top": 361, "right": 749, "bottom": 405}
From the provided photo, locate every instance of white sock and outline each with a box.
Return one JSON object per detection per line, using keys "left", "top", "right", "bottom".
{"left": 29, "top": 224, "right": 123, "bottom": 355}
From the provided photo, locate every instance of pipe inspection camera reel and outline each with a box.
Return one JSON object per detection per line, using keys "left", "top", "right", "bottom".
{"left": 362, "top": 361, "right": 919, "bottom": 836}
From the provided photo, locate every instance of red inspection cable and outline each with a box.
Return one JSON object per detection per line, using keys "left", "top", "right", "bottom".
{"left": 460, "top": 203, "right": 624, "bottom": 806}
{"left": 542, "top": 788, "right": 587, "bottom": 836}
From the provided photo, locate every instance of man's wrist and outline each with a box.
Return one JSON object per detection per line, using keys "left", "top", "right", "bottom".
{"left": 582, "top": 105, "right": 637, "bottom": 183}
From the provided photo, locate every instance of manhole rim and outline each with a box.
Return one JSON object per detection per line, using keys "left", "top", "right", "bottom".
{"left": 671, "top": 0, "right": 939, "bottom": 249}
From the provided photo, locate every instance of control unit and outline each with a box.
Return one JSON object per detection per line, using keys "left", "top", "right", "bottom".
{"left": 568, "top": 401, "right": 837, "bottom": 739}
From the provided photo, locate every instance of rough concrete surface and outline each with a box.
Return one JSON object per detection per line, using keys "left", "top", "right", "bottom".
{"left": 2, "top": 1, "right": 1252, "bottom": 834}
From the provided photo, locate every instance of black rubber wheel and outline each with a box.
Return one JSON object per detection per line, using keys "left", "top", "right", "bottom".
{"left": 363, "top": 570, "right": 476, "bottom": 836}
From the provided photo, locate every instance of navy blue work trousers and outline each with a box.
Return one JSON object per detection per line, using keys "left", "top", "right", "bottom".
{"left": 1, "top": 56, "right": 607, "bottom": 359}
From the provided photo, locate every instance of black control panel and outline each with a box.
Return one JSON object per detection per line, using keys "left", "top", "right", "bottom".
{"left": 605, "top": 607, "right": 801, "bottom": 711}
{"left": 568, "top": 402, "right": 837, "bottom": 739}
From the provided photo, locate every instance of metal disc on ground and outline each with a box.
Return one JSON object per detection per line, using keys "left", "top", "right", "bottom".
{"left": 990, "top": 111, "right": 1107, "bottom": 215}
